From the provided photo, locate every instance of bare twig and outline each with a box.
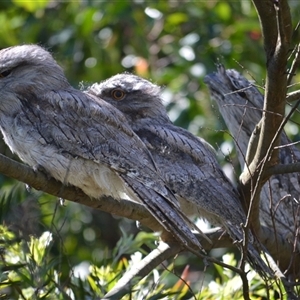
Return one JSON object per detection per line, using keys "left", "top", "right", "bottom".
{"left": 287, "top": 90, "right": 300, "bottom": 102}
{"left": 103, "top": 241, "right": 182, "bottom": 299}
{"left": 287, "top": 43, "right": 300, "bottom": 86}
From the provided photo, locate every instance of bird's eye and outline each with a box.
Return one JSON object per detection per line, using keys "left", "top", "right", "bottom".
{"left": 111, "top": 89, "right": 126, "bottom": 100}
{"left": 0, "top": 69, "right": 12, "bottom": 78}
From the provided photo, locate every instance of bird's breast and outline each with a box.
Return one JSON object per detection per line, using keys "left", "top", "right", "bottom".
{"left": 1, "top": 124, "right": 134, "bottom": 201}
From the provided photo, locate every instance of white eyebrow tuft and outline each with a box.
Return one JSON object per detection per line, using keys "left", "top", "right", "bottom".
{"left": 132, "top": 81, "right": 145, "bottom": 91}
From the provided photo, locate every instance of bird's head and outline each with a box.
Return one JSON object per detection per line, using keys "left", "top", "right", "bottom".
{"left": 88, "top": 73, "right": 170, "bottom": 123}
{"left": 0, "top": 45, "right": 70, "bottom": 101}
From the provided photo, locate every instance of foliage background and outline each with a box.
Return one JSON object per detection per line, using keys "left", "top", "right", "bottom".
{"left": 0, "top": 1, "right": 300, "bottom": 298}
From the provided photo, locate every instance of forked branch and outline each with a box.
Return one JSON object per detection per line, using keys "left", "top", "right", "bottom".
{"left": 241, "top": 0, "right": 292, "bottom": 234}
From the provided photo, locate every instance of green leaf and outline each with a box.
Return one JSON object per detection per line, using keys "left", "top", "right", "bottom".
{"left": 12, "top": 0, "right": 49, "bottom": 12}
{"left": 29, "top": 231, "right": 52, "bottom": 265}
{"left": 215, "top": 2, "right": 231, "bottom": 21}
{"left": 166, "top": 13, "right": 188, "bottom": 25}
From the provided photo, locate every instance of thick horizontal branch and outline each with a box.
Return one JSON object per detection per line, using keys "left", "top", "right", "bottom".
{"left": 0, "top": 153, "right": 235, "bottom": 249}
{"left": 1, "top": 152, "right": 297, "bottom": 278}
{"left": 2, "top": 151, "right": 266, "bottom": 298}
{"left": 0, "top": 153, "right": 164, "bottom": 233}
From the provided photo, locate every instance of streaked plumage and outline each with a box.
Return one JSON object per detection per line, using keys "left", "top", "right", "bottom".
{"left": 88, "top": 73, "right": 270, "bottom": 273}
{"left": 0, "top": 45, "right": 202, "bottom": 249}
{"left": 204, "top": 66, "right": 300, "bottom": 239}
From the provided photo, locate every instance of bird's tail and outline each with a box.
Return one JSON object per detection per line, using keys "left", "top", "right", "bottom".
{"left": 120, "top": 175, "right": 211, "bottom": 251}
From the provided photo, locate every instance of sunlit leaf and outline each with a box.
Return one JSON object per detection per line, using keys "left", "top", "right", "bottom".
{"left": 12, "top": 0, "right": 49, "bottom": 12}
{"left": 29, "top": 231, "right": 52, "bottom": 265}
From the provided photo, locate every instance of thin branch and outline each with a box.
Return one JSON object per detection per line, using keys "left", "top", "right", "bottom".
{"left": 259, "top": 226, "right": 297, "bottom": 277}
{"left": 265, "top": 162, "right": 300, "bottom": 177}
{"left": 286, "top": 90, "right": 300, "bottom": 102}
{"left": 287, "top": 43, "right": 300, "bottom": 86}
{"left": 261, "top": 97, "right": 300, "bottom": 181}
{"left": 103, "top": 228, "right": 246, "bottom": 299}
{"left": 103, "top": 241, "right": 181, "bottom": 299}
{"left": 254, "top": 0, "right": 291, "bottom": 166}
{"left": 245, "top": 94, "right": 299, "bottom": 238}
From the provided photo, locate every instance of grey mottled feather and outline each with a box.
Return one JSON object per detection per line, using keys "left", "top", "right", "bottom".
{"left": 88, "top": 73, "right": 270, "bottom": 273}
{"left": 0, "top": 45, "right": 201, "bottom": 249}
{"left": 204, "top": 65, "right": 300, "bottom": 240}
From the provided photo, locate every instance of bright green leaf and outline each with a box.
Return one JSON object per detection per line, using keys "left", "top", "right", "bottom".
{"left": 12, "top": 0, "right": 49, "bottom": 12}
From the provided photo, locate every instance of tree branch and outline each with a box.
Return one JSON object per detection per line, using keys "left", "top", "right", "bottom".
{"left": 241, "top": 0, "right": 292, "bottom": 234}
{"left": 287, "top": 43, "right": 300, "bottom": 86}
{"left": 1, "top": 151, "right": 259, "bottom": 298}
{"left": 0, "top": 153, "right": 164, "bottom": 233}
{"left": 204, "top": 65, "right": 300, "bottom": 278}
{"left": 251, "top": 0, "right": 278, "bottom": 61}
{"left": 0, "top": 153, "right": 227, "bottom": 246}
{"left": 103, "top": 228, "right": 246, "bottom": 300}
{"left": 286, "top": 90, "right": 300, "bottom": 102}
{"left": 265, "top": 162, "right": 300, "bottom": 177}
{"left": 103, "top": 241, "right": 182, "bottom": 299}
{"left": 0, "top": 153, "right": 242, "bottom": 250}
